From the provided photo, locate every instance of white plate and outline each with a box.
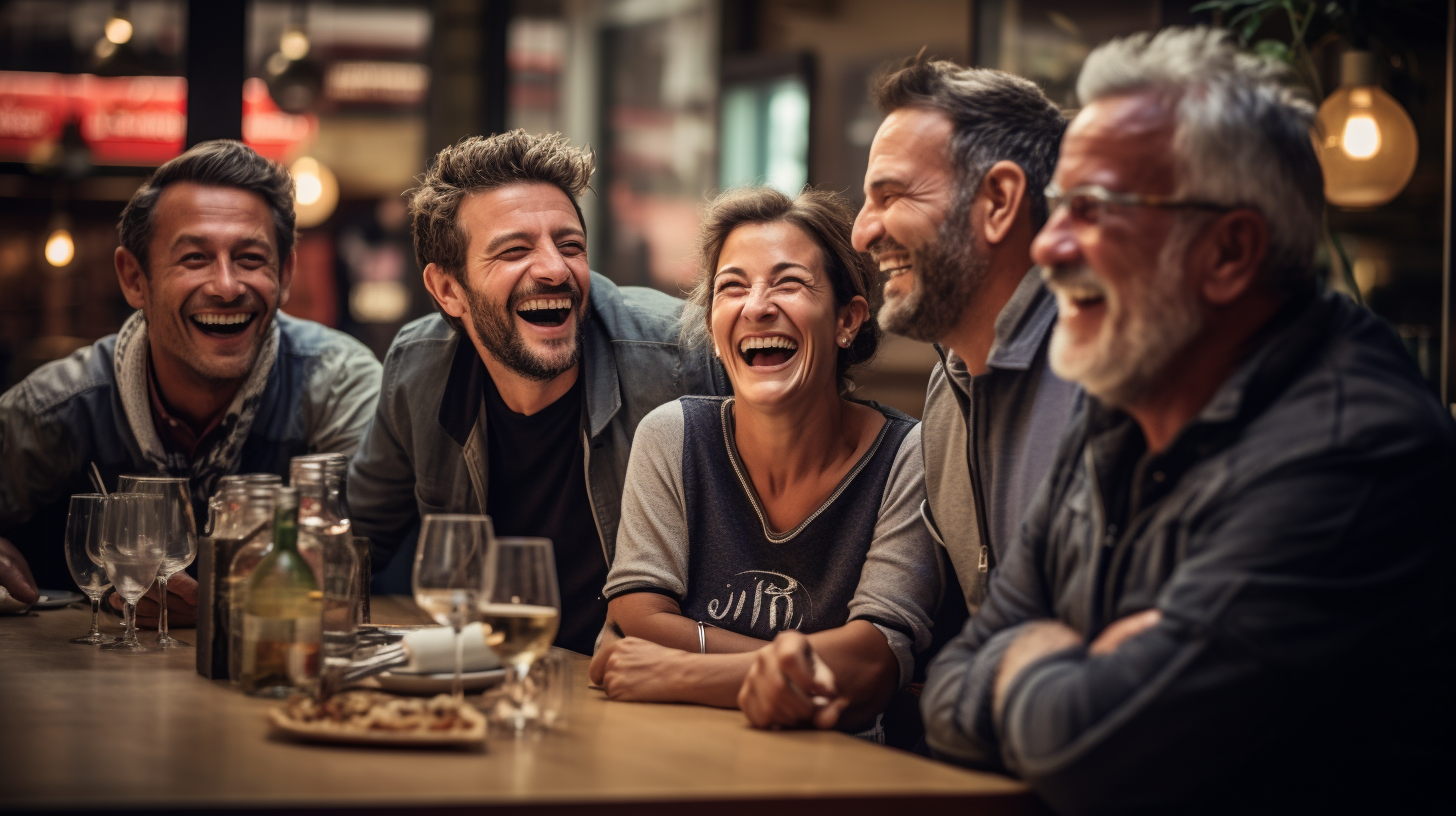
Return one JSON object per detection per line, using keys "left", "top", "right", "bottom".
{"left": 33, "top": 590, "right": 85, "bottom": 609}
{"left": 372, "top": 668, "right": 508, "bottom": 695}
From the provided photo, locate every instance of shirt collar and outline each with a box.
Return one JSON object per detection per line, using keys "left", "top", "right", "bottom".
{"left": 145, "top": 352, "right": 227, "bottom": 460}
{"left": 986, "top": 266, "right": 1058, "bottom": 371}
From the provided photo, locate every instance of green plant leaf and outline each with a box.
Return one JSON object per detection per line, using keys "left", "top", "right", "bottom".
{"left": 1253, "top": 39, "right": 1294, "bottom": 63}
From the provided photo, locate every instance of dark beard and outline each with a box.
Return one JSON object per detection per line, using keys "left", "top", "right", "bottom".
{"left": 878, "top": 193, "right": 988, "bottom": 343}
{"left": 464, "top": 279, "right": 586, "bottom": 382}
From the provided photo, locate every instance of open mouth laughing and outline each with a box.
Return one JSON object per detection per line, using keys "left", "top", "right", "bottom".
{"left": 515, "top": 296, "right": 574, "bottom": 327}
{"left": 1043, "top": 266, "right": 1108, "bottom": 316}
{"left": 738, "top": 335, "right": 799, "bottom": 368}
{"left": 190, "top": 312, "right": 256, "bottom": 337}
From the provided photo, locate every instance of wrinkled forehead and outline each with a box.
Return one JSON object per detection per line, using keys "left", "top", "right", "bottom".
{"left": 1059, "top": 92, "right": 1179, "bottom": 194}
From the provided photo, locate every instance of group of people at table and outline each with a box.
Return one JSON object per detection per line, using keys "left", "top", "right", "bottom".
{"left": 0, "top": 27, "right": 1450, "bottom": 815}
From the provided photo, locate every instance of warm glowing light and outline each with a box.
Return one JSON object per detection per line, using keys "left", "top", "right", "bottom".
{"left": 280, "top": 29, "right": 311, "bottom": 61}
{"left": 45, "top": 230, "right": 75, "bottom": 267}
{"left": 1314, "top": 50, "right": 1419, "bottom": 208}
{"left": 1341, "top": 115, "right": 1381, "bottom": 160}
{"left": 289, "top": 157, "right": 339, "bottom": 228}
{"left": 104, "top": 16, "right": 133, "bottom": 45}
{"left": 294, "top": 159, "right": 324, "bottom": 205}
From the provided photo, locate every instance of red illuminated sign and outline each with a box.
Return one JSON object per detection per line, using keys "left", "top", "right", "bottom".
{"left": 0, "top": 71, "right": 316, "bottom": 166}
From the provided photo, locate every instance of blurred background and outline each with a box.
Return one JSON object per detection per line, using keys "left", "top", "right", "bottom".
{"left": 0, "top": 0, "right": 1450, "bottom": 416}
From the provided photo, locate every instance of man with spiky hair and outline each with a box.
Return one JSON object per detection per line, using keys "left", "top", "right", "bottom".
{"left": 349, "top": 131, "right": 723, "bottom": 654}
{"left": 922, "top": 28, "right": 1453, "bottom": 813}
{"left": 0, "top": 140, "right": 382, "bottom": 623}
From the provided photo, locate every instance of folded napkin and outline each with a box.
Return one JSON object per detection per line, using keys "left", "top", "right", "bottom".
{"left": 399, "top": 623, "right": 502, "bottom": 674}
{"left": 0, "top": 586, "right": 32, "bottom": 615}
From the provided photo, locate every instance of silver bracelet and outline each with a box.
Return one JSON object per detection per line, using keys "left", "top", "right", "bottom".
{"left": 697, "top": 620, "right": 707, "bottom": 654}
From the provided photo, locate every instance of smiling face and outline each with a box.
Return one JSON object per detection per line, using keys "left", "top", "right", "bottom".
{"left": 116, "top": 182, "right": 293, "bottom": 385}
{"left": 852, "top": 107, "right": 987, "bottom": 343}
{"left": 1031, "top": 93, "right": 1206, "bottom": 407}
{"left": 711, "top": 221, "right": 862, "bottom": 408}
{"left": 443, "top": 182, "right": 591, "bottom": 382}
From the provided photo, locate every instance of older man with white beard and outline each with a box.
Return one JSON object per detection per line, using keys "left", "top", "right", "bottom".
{"left": 920, "top": 27, "right": 1454, "bottom": 816}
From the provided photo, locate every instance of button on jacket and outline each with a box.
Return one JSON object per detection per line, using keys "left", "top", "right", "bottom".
{"left": 349, "top": 272, "right": 727, "bottom": 571}
{"left": 922, "top": 290, "right": 1456, "bottom": 814}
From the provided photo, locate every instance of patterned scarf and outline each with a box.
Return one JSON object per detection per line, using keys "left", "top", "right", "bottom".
{"left": 113, "top": 310, "right": 279, "bottom": 510}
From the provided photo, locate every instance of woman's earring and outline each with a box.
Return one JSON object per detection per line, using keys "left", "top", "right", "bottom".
{"left": 838, "top": 335, "right": 851, "bottom": 347}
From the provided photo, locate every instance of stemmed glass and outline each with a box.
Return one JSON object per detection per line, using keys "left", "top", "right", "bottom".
{"left": 98, "top": 493, "right": 166, "bottom": 652}
{"left": 118, "top": 476, "right": 197, "bottom": 648}
{"left": 64, "top": 494, "right": 111, "bottom": 644}
{"left": 412, "top": 514, "right": 494, "bottom": 702}
{"left": 477, "top": 537, "right": 560, "bottom": 734}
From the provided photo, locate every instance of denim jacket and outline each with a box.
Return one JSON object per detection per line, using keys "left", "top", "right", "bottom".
{"left": 349, "top": 272, "right": 727, "bottom": 571}
{"left": 0, "top": 312, "right": 383, "bottom": 589}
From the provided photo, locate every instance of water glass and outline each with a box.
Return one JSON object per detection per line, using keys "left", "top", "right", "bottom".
{"left": 63, "top": 494, "right": 111, "bottom": 644}
{"left": 119, "top": 475, "right": 197, "bottom": 648}
{"left": 413, "top": 514, "right": 493, "bottom": 702}
{"left": 98, "top": 493, "right": 166, "bottom": 652}
{"left": 477, "top": 536, "right": 560, "bottom": 735}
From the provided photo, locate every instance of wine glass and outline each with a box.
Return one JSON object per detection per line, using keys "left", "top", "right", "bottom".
{"left": 98, "top": 493, "right": 166, "bottom": 652}
{"left": 118, "top": 475, "right": 197, "bottom": 648}
{"left": 412, "top": 515, "right": 494, "bottom": 702}
{"left": 63, "top": 494, "right": 111, "bottom": 645}
{"left": 478, "top": 537, "right": 560, "bottom": 734}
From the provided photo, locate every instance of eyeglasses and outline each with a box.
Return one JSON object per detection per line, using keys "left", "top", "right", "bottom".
{"left": 1044, "top": 183, "right": 1236, "bottom": 226}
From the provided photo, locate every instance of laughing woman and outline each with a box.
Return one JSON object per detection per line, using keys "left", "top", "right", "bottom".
{"left": 589, "top": 187, "right": 938, "bottom": 736}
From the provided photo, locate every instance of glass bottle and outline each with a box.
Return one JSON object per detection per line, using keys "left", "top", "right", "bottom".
{"left": 290, "top": 454, "right": 359, "bottom": 679}
{"left": 224, "top": 484, "right": 279, "bottom": 685}
{"left": 239, "top": 487, "right": 320, "bottom": 697}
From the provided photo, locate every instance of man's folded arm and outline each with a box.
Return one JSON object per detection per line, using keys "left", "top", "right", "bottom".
{"left": 963, "top": 449, "right": 1450, "bottom": 816}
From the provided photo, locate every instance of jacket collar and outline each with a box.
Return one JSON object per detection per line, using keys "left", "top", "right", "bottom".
{"left": 937, "top": 266, "right": 1057, "bottom": 376}
{"left": 436, "top": 272, "right": 623, "bottom": 446}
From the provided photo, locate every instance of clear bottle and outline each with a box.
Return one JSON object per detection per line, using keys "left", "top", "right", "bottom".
{"left": 223, "top": 484, "right": 279, "bottom": 685}
{"left": 239, "top": 487, "right": 320, "bottom": 697}
{"left": 290, "top": 454, "right": 359, "bottom": 679}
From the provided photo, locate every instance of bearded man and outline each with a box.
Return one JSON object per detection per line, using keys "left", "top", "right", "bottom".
{"left": 348, "top": 131, "right": 724, "bottom": 654}
{"left": 850, "top": 57, "right": 1079, "bottom": 615}
{"left": 921, "top": 28, "right": 1454, "bottom": 814}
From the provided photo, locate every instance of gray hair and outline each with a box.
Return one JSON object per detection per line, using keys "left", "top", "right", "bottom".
{"left": 1077, "top": 27, "right": 1323, "bottom": 293}
{"left": 872, "top": 55, "right": 1067, "bottom": 230}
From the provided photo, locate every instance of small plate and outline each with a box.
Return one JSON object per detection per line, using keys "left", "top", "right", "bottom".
{"left": 32, "top": 590, "right": 85, "bottom": 609}
{"left": 372, "top": 668, "right": 507, "bottom": 695}
{"left": 267, "top": 708, "right": 486, "bottom": 748}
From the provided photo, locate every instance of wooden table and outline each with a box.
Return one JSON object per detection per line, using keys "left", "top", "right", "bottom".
{"left": 0, "top": 597, "right": 1037, "bottom": 814}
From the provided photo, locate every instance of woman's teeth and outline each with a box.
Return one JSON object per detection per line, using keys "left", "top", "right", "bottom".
{"left": 739, "top": 336, "right": 799, "bottom": 366}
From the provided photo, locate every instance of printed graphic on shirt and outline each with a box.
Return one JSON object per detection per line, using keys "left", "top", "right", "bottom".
{"left": 703, "top": 570, "right": 813, "bottom": 634}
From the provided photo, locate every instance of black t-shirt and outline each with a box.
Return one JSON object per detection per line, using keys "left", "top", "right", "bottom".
{"left": 482, "top": 370, "right": 607, "bottom": 655}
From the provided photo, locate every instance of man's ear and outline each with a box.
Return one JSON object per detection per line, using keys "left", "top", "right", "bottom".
{"left": 277, "top": 250, "right": 296, "bottom": 309}
{"left": 422, "top": 263, "right": 469, "bottom": 319}
{"left": 1194, "top": 209, "right": 1268, "bottom": 306}
{"left": 115, "top": 247, "right": 148, "bottom": 310}
{"left": 972, "top": 160, "right": 1028, "bottom": 246}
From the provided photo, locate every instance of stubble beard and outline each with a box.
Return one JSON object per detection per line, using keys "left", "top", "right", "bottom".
{"left": 876, "top": 194, "right": 989, "bottom": 344}
{"left": 1047, "top": 222, "right": 1205, "bottom": 408}
{"left": 465, "top": 279, "right": 586, "bottom": 382}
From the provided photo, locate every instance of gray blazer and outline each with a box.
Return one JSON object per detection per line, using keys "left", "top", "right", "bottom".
{"left": 348, "top": 272, "right": 726, "bottom": 570}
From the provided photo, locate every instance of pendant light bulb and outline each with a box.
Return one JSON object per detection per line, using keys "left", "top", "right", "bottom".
{"left": 1315, "top": 51, "right": 1419, "bottom": 208}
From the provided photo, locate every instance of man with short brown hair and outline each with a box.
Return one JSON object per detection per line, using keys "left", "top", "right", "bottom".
{"left": 0, "top": 140, "right": 381, "bottom": 621}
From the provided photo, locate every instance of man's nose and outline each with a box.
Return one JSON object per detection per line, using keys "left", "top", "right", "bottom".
{"left": 851, "top": 202, "right": 881, "bottom": 253}
{"left": 1030, "top": 209, "right": 1079, "bottom": 269}
{"left": 203, "top": 258, "right": 248, "bottom": 301}
{"left": 530, "top": 246, "right": 573, "bottom": 285}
